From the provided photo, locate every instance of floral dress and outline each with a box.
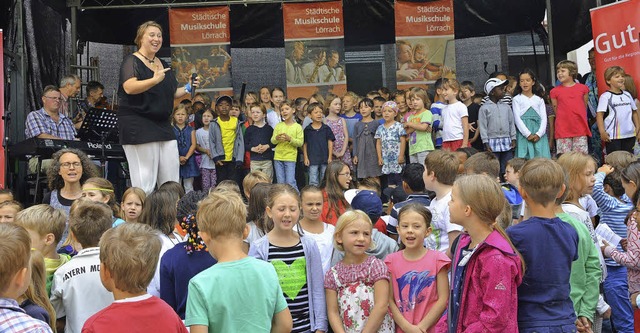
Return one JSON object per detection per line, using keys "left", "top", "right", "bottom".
{"left": 374, "top": 121, "right": 406, "bottom": 175}
{"left": 324, "top": 256, "right": 394, "bottom": 333}
{"left": 326, "top": 117, "right": 352, "bottom": 168}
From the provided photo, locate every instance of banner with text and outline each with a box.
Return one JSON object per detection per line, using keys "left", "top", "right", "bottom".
{"left": 169, "top": 6, "right": 233, "bottom": 102}
{"left": 590, "top": 1, "right": 640, "bottom": 95}
{"left": 395, "top": 0, "right": 456, "bottom": 90}
{"left": 283, "top": 1, "right": 347, "bottom": 99}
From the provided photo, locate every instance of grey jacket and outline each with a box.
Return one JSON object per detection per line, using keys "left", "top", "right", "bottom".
{"left": 478, "top": 99, "right": 516, "bottom": 144}
{"left": 208, "top": 117, "right": 245, "bottom": 163}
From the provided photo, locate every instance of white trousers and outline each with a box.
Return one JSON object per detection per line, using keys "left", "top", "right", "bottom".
{"left": 123, "top": 140, "right": 179, "bottom": 194}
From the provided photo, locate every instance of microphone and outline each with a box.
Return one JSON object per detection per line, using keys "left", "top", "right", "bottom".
{"left": 191, "top": 73, "right": 197, "bottom": 99}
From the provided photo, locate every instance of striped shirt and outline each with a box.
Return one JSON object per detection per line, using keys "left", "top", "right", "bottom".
{"left": 591, "top": 172, "right": 634, "bottom": 266}
{"left": 268, "top": 242, "right": 311, "bottom": 333}
{"left": 0, "top": 298, "right": 52, "bottom": 333}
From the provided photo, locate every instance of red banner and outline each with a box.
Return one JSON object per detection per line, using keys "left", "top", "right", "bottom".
{"left": 395, "top": 0, "right": 456, "bottom": 89}
{"left": 169, "top": 7, "right": 233, "bottom": 98}
{"left": 590, "top": 1, "right": 640, "bottom": 95}
{"left": 283, "top": 1, "right": 347, "bottom": 99}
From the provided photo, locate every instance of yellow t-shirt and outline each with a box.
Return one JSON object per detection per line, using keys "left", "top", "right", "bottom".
{"left": 45, "top": 253, "right": 71, "bottom": 296}
{"left": 219, "top": 117, "right": 238, "bottom": 162}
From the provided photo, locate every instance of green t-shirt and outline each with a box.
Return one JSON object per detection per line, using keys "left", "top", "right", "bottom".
{"left": 185, "top": 256, "right": 288, "bottom": 333}
{"left": 556, "top": 212, "right": 602, "bottom": 322}
{"left": 408, "top": 110, "right": 434, "bottom": 155}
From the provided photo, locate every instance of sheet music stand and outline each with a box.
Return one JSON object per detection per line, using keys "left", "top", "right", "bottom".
{"left": 77, "top": 108, "right": 119, "bottom": 175}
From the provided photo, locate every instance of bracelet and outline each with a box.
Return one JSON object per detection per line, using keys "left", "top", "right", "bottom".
{"left": 184, "top": 82, "right": 192, "bottom": 94}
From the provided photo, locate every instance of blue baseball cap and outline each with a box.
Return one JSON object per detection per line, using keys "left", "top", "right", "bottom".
{"left": 348, "top": 190, "right": 383, "bottom": 222}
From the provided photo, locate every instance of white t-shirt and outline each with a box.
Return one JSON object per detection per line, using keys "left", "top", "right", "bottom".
{"left": 442, "top": 101, "right": 468, "bottom": 141}
{"left": 148, "top": 234, "right": 178, "bottom": 297}
{"left": 425, "top": 191, "right": 463, "bottom": 252}
{"left": 50, "top": 247, "right": 114, "bottom": 333}
{"left": 579, "top": 195, "right": 598, "bottom": 218}
{"left": 562, "top": 202, "right": 607, "bottom": 281}
{"left": 597, "top": 90, "right": 637, "bottom": 139}
{"left": 295, "top": 222, "right": 336, "bottom": 274}
{"left": 512, "top": 94, "right": 547, "bottom": 137}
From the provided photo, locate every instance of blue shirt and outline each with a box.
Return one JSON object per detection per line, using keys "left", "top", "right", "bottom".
{"left": 244, "top": 124, "right": 275, "bottom": 161}
{"left": 304, "top": 123, "right": 335, "bottom": 165}
{"left": 340, "top": 113, "right": 362, "bottom": 139}
{"left": 160, "top": 242, "right": 217, "bottom": 319}
{"left": 506, "top": 216, "right": 578, "bottom": 328}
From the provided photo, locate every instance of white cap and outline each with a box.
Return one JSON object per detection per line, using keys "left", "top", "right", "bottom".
{"left": 484, "top": 78, "right": 508, "bottom": 95}
{"left": 343, "top": 189, "right": 361, "bottom": 205}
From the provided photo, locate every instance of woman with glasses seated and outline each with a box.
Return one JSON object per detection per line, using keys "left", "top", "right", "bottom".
{"left": 43, "top": 148, "right": 99, "bottom": 249}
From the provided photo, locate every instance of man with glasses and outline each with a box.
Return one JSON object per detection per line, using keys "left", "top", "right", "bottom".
{"left": 25, "top": 85, "right": 76, "bottom": 140}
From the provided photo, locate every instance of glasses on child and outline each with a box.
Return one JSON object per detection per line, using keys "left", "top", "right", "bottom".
{"left": 60, "top": 162, "right": 82, "bottom": 169}
{"left": 338, "top": 172, "right": 351, "bottom": 178}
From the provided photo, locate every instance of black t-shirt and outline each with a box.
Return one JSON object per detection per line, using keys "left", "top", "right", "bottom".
{"left": 117, "top": 55, "right": 177, "bottom": 145}
{"left": 466, "top": 102, "right": 484, "bottom": 151}
{"left": 303, "top": 123, "right": 336, "bottom": 165}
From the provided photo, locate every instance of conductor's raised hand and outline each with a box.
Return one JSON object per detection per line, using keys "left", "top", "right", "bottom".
{"left": 153, "top": 67, "right": 171, "bottom": 84}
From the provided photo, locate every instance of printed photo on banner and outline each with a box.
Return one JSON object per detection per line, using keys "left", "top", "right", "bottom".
{"left": 171, "top": 45, "right": 232, "bottom": 91}
{"left": 285, "top": 39, "right": 346, "bottom": 86}
{"left": 396, "top": 37, "right": 456, "bottom": 84}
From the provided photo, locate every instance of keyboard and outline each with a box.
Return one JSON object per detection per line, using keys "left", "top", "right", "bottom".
{"left": 10, "top": 138, "right": 125, "bottom": 160}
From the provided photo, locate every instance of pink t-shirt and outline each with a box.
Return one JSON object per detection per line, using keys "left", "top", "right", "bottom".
{"left": 384, "top": 250, "right": 451, "bottom": 333}
{"left": 550, "top": 83, "right": 590, "bottom": 139}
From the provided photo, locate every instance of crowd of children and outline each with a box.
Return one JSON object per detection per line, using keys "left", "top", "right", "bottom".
{"left": 2, "top": 59, "right": 640, "bottom": 333}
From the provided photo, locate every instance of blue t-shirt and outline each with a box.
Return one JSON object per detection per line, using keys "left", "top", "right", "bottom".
{"left": 506, "top": 216, "right": 578, "bottom": 328}
{"left": 340, "top": 113, "right": 362, "bottom": 140}
{"left": 304, "top": 123, "right": 336, "bottom": 165}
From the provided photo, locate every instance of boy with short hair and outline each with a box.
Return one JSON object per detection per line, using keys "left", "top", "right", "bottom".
{"left": 373, "top": 96, "right": 387, "bottom": 121}
{"left": 244, "top": 103, "right": 274, "bottom": 182}
{"left": 430, "top": 79, "right": 445, "bottom": 149}
{"left": 242, "top": 170, "right": 271, "bottom": 199}
{"left": 386, "top": 163, "right": 431, "bottom": 240}
{"left": 82, "top": 223, "right": 188, "bottom": 332}
{"left": 304, "top": 102, "right": 336, "bottom": 187}
{"left": 14, "top": 205, "right": 69, "bottom": 295}
{"left": 550, "top": 60, "right": 590, "bottom": 154}
{"left": 422, "top": 150, "right": 462, "bottom": 252}
{"left": 185, "top": 191, "right": 292, "bottom": 333}
{"left": 463, "top": 151, "right": 500, "bottom": 180}
{"left": 209, "top": 95, "right": 245, "bottom": 183}
{"left": 505, "top": 157, "right": 526, "bottom": 189}
{"left": 506, "top": 159, "right": 579, "bottom": 331}
{"left": 0, "top": 223, "right": 53, "bottom": 332}
{"left": 50, "top": 201, "right": 114, "bottom": 333}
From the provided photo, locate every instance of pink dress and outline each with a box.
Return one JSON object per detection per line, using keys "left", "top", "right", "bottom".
{"left": 324, "top": 256, "right": 394, "bottom": 332}
{"left": 384, "top": 250, "right": 451, "bottom": 333}
{"left": 326, "top": 117, "right": 352, "bottom": 167}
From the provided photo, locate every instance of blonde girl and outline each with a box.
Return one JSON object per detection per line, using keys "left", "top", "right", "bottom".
{"left": 271, "top": 100, "right": 304, "bottom": 188}
{"left": 120, "top": 187, "right": 145, "bottom": 223}
{"left": 445, "top": 174, "right": 523, "bottom": 332}
{"left": 324, "top": 210, "right": 394, "bottom": 333}
{"left": 404, "top": 87, "right": 434, "bottom": 164}
{"left": 375, "top": 101, "right": 407, "bottom": 187}
{"left": 324, "top": 93, "right": 351, "bottom": 168}
{"left": 81, "top": 177, "right": 125, "bottom": 227}
{"left": 19, "top": 250, "right": 57, "bottom": 331}
{"left": 172, "top": 106, "right": 199, "bottom": 192}
{"left": 384, "top": 203, "right": 449, "bottom": 333}
{"left": 441, "top": 79, "right": 469, "bottom": 151}
{"left": 248, "top": 184, "right": 328, "bottom": 333}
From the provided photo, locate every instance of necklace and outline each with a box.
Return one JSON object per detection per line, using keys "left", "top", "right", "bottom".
{"left": 137, "top": 52, "right": 156, "bottom": 64}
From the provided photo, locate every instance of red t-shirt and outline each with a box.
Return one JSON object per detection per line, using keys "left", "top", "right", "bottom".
{"left": 549, "top": 83, "right": 590, "bottom": 139}
{"left": 321, "top": 190, "right": 347, "bottom": 225}
{"left": 82, "top": 295, "right": 188, "bottom": 333}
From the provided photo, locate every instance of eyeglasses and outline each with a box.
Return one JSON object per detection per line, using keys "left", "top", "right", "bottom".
{"left": 60, "top": 162, "right": 82, "bottom": 169}
{"left": 44, "top": 96, "right": 62, "bottom": 101}
{"left": 338, "top": 172, "right": 351, "bottom": 178}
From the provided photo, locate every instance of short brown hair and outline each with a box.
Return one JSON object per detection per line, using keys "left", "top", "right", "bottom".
{"left": 249, "top": 102, "right": 267, "bottom": 115}
{"left": 506, "top": 157, "right": 527, "bottom": 173}
{"left": 408, "top": 87, "right": 432, "bottom": 110}
{"left": 243, "top": 171, "right": 271, "bottom": 194}
{"left": 556, "top": 60, "right": 578, "bottom": 79}
{"left": 424, "top": 150, "right": 460, "bottom": 185}
{"left": 519, "top": 158, "right": 565, "bottom": 206}
{"left": 605, "top": 151, "right": 636, "bottom": 171}
{"left": 134, "top": 21, "right": 162, "bottom": 49}
{"left": 0, "top": 223, "right": 31, "bottom": 293}
{"left": 69, "top": 200, "right": 113, "bottom": 248}
{"left": 99, "top": 223, "right": 161, "bottom": 293}
{"left": 15, "top": 204, "right": 66, "bottom": 243}
{"left": 464, "top": 152, "right": 500, "bottom": 179}
{"left": 604, "top": 66, "right": 626, "bottom": 86}
{"left": 197, "top": 190, "right": 247, "bottom": 238}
